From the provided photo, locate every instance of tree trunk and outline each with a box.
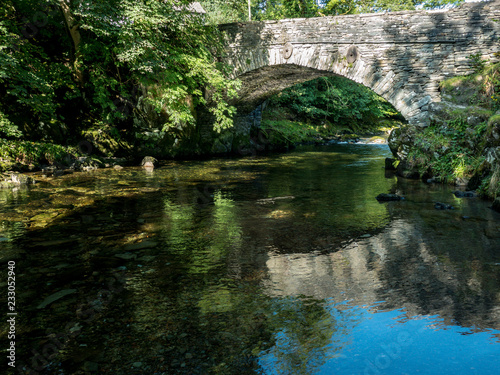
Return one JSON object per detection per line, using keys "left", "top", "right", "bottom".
{"left": 59, "top": 0, "right": 83, "bottom": 84}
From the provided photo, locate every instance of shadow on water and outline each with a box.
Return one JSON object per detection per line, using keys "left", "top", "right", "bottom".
{"left": 1, "top": 143, "right": 500, "bottom": 374}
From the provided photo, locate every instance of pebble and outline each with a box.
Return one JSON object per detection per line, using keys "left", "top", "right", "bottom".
{"left": 114, "top": 253, "right": 137, "bottom": 260}
{"left": 123, "top": 240, "right": 158, "bottom": 251}
{"left": 37, "top": 289, "right": 77, "bottom": 309}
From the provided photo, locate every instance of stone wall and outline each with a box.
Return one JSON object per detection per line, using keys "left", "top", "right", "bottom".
{"left": 220, "top": 0, "right": 500, "bottom": 127}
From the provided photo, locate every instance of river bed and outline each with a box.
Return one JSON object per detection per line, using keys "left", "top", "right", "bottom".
{"left": 1, "top": 143, "right": 500, "bottom": 374}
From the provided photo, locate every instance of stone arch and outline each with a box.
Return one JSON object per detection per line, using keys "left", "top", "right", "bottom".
{"left": 220, "top": 0, "right": 500, "bottom": 128}
{"left": 229, "top": 47, "right": 429, "bottom": 126}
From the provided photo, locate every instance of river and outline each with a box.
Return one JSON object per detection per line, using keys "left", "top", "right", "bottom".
{"left": 1, "top": 143, "right": 500, "bottom": 374}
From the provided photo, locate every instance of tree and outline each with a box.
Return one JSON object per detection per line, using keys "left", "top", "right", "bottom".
{"left": 0, "top": 0, "right": 239, "bottom": 146}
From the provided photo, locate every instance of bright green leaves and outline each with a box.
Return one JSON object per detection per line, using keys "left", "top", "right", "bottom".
{"left": 269, "top": 76, "right": 396, "bottom": 129}
{"left": 0, "top": 0, "right": 239, "bottom": 147}
{"left": 0, "top": 2, "right": 75, "bottom": 139}
{"left": 74, "top": 0, "right": 238, "bottom": 133}
{"left": 0, "top": 111, "right": 22, "bottom": 138}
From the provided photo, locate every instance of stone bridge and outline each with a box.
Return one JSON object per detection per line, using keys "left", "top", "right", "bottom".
{"left": 220, "top": 0, "right": 500, "bottom": 130}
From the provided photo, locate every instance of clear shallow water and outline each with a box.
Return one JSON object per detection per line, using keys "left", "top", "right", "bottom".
{"left": 1, "top": 143, "right": 500, "bottom": 374}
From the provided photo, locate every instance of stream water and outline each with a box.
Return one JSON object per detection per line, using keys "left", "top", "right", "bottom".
{"left": 1, "top": 143, "right": 500, "bottom": 375}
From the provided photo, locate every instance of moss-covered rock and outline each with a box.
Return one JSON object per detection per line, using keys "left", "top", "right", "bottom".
{"left": 428, "top": 101, "right": 492, "bottom": 126}
{"left": 388, "top": 126, "right": 416, "bottom": 160}
{"left": 0, "top": 172, "right": 36, "bottom": 188}
{"left": 73, "top": 157, "right": 104, "bottom": 172}
{"left": 141, "top": 156, "right": 158, "bottom": 169}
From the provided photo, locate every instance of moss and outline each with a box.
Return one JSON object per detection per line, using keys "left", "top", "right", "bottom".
{"left": 488, "top": 163, "right": 500, "bottom": 198}
{"left": 488, "top": 114, "right": 500, "bottom": 126}
{"left": 440, "top": 63, "right": 500, "bottom": 110}
{"left": 260, "top": 119, "right": 321, "bottom": 147}
{"left": 451, "top": 107, "right": 493, "bottom": 121}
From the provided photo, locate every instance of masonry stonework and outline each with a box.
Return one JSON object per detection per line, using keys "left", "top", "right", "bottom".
{"left": 220, "top": 0, "right": 500, "bottom": 127}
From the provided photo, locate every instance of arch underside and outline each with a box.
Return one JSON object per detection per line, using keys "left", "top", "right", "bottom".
{"left": 233, "top": 65, "right": 334, "bottom": 115}
{"left": 233, "top": 63, "right": 421, "bottom": 123}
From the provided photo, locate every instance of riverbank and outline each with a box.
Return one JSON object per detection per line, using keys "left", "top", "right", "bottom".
{"left": 0, "top": 116, "right": 397, "bottom": 175}
{"left": 388, "top": 62, "right": 500, "bottom": 211}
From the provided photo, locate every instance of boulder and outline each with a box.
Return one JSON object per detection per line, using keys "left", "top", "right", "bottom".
{"left": 483, "top": 115, "right": 500, "bottom": 148}
{"left": 141, "top": 156, "right": 158, "bottom": 169}
{"left": 388, "top": 126, "right": 415, "bottom": 160}
{"left": 385, "top": 158, "right": 397, "bottom": 171}
{"left": 74, "top": 157, "right": 103, "bottom": 172}
{"left": 9, "top": 172, "right": 35, "bottom": 185}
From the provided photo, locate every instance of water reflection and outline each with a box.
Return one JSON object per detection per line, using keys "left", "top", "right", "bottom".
{"left": 1, "top": 144, "right": 500, "bottom": 374}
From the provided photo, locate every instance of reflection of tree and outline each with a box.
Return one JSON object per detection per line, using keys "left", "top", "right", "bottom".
{"left": 162, "top": 190, "right": 242, "bottom": 274}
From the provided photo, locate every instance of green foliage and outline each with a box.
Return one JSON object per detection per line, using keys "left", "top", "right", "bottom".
{"left": 0, "top": 0, "right": 238, "bottom": 152}
{"left": 0, "top": 1, "right": 76, "bottom": 140}
{"left": 484, "top": 63, "right": 500, "bottom": 110}
{"left": 440, "top": 63, "right": 500, "bottom": 110}
{"left": 323, "top": 0, "right": 360, "bottom": 15}
{"left": 368, "top": 0, "right": 464, "bottom": 12}
{"left": 73, "top": 0, "right": 239, "bottom": 133}
{"left": 200, "top": 0, "right": 248, "bottom": 24}
{"left": 266, "top": 76, "right": 398, "bottom": 132}
{"left": 260, "top": 119, "right": 324, "bottom": 146}
{"left": 244, "top": 0, "right": 466, "bottom": 21}
{"left": 0, "top": 111, "right": 22, "bottom": 138}
{"left": 468, "top": 53, "right": 488, "bottom": 73}
{"left": 407, "top": 116, "right": 487, "bottom": 182}
{"left": 252, "top": 0, "right": 320, "bottom": 20}
{"left": 0, "top": 138, "right": 78, "bottom": 169}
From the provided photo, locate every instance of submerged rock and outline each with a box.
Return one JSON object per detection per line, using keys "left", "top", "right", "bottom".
{"left": 434, "top": 202, "right": 454, "bottom": 210}
{"left": 453, "top": 190, "right": 477, "bottom": 198}
{"left": 376, "top": 193, "right": 404, "bottom": 202}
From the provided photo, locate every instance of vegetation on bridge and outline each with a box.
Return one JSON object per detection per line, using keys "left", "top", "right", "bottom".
{"left": 200, "top": 0, "right": 465, "bottom": 24}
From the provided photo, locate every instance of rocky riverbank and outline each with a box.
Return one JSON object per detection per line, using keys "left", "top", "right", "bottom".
{"left": 387, "top": 65, "right": 500, "bottom": 211}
